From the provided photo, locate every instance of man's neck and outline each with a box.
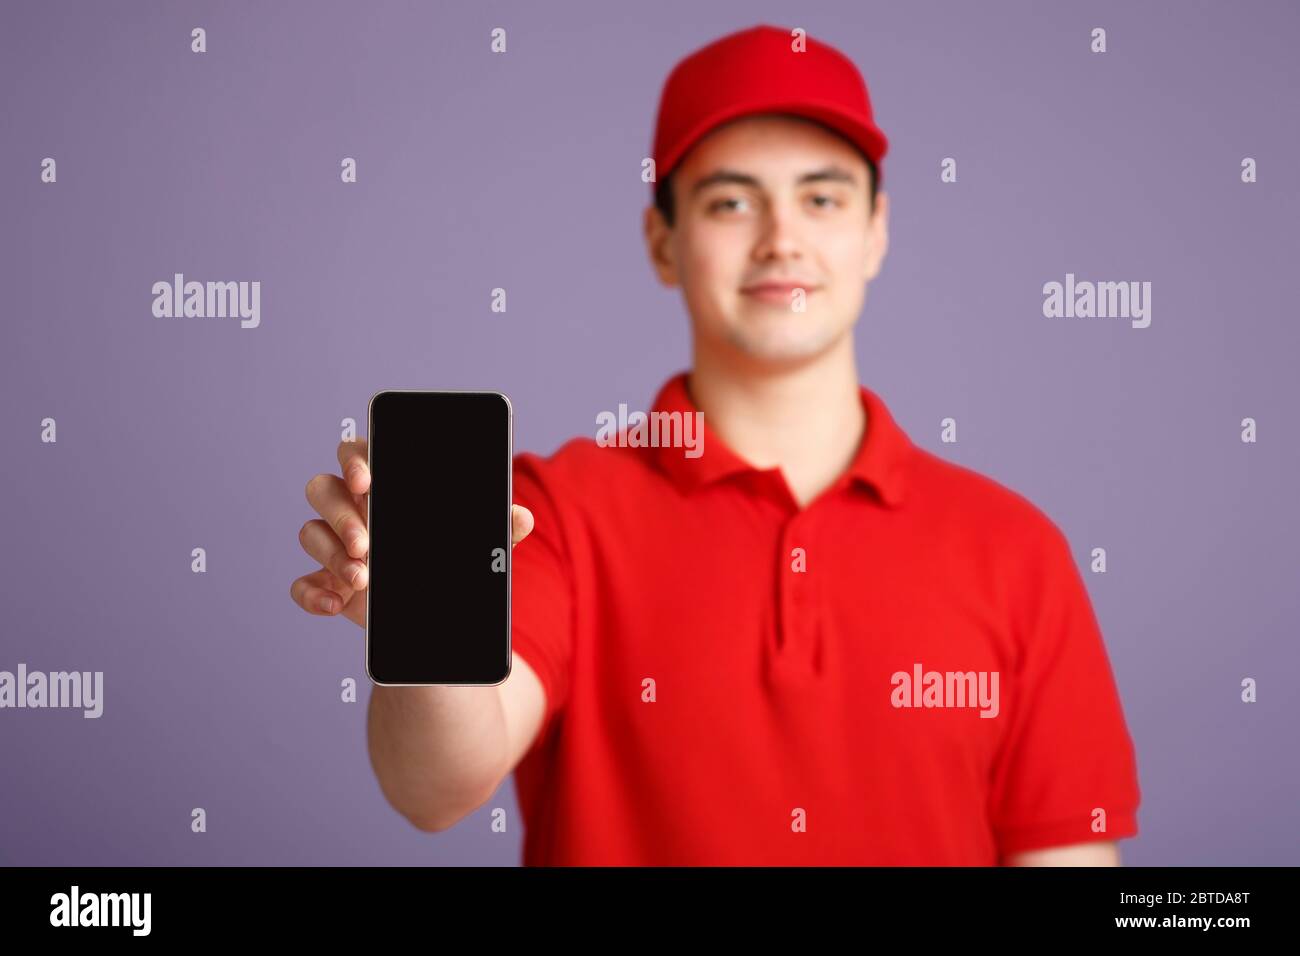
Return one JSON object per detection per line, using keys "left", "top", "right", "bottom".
{"left": 687, "top": 337, "right": 866, "bottom": 508}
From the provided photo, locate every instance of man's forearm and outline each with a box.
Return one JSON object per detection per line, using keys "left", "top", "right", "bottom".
{"left": 366, "top": 684, "right": 509, "bottom": 831}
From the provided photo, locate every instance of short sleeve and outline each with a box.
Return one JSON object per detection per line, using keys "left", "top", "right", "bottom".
{"left": 988, "top": 521, "right": 1141, "bottom": 859}
{"left": 509, "top": 452, "right": 576, "bottom": 746}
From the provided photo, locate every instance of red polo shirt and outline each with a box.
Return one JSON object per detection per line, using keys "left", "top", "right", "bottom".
{"left": 508, "top": 371, "right": 1140, "bottom": 865}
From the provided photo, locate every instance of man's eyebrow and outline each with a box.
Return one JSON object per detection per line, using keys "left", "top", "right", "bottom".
{"left": 689, "top": 165, "right": 859, "bottom": 195}
{"left": 799, "top": 165, "right": 858, "bottom": 186}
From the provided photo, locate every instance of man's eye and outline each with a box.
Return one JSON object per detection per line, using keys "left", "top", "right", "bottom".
{"left": 708, "top": 197, "right": 747, "bottom": 213}
{"left": 809, "top": 194, "right": 842, "bottom": 209}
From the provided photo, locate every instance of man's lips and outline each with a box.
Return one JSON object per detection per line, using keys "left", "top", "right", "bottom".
{"left": 740, "top": 281, "right": 821, "bottom": 303}
{"left": 741, "top": 280, "right": 818, "bottom": 292}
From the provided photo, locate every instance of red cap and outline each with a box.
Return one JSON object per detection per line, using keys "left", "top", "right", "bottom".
{"left": 650, "top": 24, "right": 889, "bottom": 195}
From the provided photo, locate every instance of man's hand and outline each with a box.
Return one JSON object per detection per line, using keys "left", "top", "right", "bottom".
{"left": 290, "top": 436, "right": 534, "bottom": 629}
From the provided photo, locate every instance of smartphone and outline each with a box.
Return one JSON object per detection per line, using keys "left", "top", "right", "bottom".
{"left": 365, "top": 389, "right": 512, "bottom": 686}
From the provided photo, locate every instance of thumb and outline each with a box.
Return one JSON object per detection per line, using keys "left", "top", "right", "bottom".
{"left": 511, "top": 504, "right": 534, "bottom": 547}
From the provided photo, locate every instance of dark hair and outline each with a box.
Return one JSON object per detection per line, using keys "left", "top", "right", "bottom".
{"left": 654, "top": 152, "right": 879, "bottom": 228}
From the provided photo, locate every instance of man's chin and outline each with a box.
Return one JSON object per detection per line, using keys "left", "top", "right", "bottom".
{"left": 720, "top": 330, "right": 845, "bottom": 369}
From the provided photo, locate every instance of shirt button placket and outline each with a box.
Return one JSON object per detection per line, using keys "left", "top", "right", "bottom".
{"left": 776, "top": 515, "right": 817, "bottom": 681}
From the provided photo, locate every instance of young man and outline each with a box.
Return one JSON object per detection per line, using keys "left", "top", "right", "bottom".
{"left": 292, "top": 24, "right": 1141, "bottom": 865}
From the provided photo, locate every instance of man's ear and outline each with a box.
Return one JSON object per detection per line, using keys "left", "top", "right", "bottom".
{"left": 863, "top": 190, "right": 889, "bottom": 283}
{"left": 643, "top": 204, "right": 679, "bottom": 287}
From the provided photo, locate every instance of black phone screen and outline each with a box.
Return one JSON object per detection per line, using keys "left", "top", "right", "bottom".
{"left": 365, "top": 390, "right": 512, "bottom": 685}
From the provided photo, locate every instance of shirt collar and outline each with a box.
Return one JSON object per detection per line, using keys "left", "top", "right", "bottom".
{"left": 647, "top": 370, "right": 913, "bottom": 507}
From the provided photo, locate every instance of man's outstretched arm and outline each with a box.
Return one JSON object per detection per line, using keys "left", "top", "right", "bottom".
{"left": 1004, "top": 841, "right": 1120, "bottom": 866}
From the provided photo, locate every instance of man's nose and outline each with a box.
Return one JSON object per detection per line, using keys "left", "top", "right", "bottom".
{"left": 753, "top": 202, "right": 806, "bottom": 260}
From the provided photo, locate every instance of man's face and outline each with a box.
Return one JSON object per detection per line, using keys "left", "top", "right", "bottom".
{"left": 645, "top": 113, "right": 889, "bottom": 369}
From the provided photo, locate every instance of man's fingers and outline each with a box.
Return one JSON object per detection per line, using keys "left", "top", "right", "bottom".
{"left": 339, "top": 593, "right": 366, "bottom": 629}
{"left": 336, "top": 437, "right": 371, "bottom": 497}
{"left": 512, "top": 504, "right": 534, "bottom": 546}
{"left": 305, "top": 473, "right": 369, "bottom": 559}
{"left": 298, "top": 519, "right": 368, "bottom": 590}
{"left": 290, "top": 568, "right": 353, "bottom": 616}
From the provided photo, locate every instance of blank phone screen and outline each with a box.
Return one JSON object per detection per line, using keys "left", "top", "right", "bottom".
{"left": 366, "top": 390, "right": 512, "bottom": 685}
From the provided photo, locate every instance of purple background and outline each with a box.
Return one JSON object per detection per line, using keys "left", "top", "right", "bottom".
{"left": 3, "top": 0, "right": 1297, "bottom": 866}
